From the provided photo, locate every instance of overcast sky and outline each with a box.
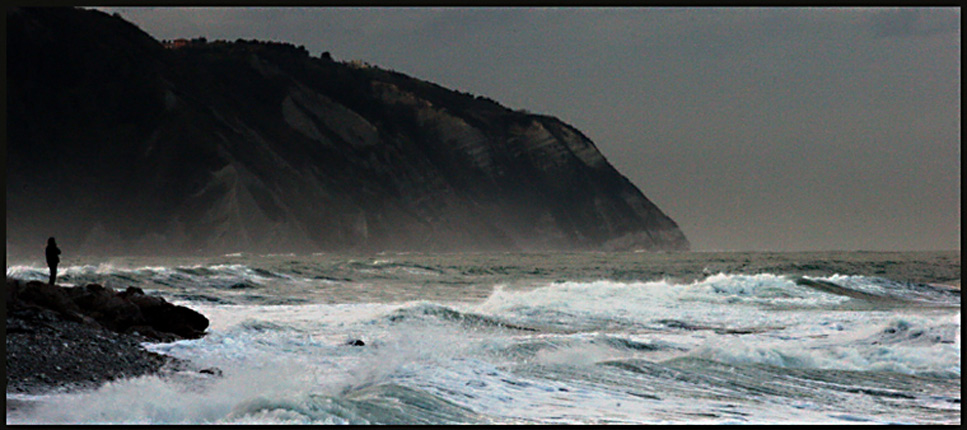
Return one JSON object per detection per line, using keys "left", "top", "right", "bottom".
{"left": 98, "top": 6, "right": 960, "bottom": 251}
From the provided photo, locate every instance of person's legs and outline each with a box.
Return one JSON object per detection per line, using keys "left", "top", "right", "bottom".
{"left": 49, "top": 264, "right": 57, "bottom": 285}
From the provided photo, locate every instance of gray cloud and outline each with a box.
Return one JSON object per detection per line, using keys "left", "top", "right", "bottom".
{"left": 870, "top": 7, "right": 959, "bottom": 38}
{"left": 96, "top": 7, "right": 960, "bottom": 251}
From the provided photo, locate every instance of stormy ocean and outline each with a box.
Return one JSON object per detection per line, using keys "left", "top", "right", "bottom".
{"left": 5, "top": 251, "right": 960, "bottom": 424}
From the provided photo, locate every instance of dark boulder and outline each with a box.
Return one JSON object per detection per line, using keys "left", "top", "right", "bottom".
{"left": 5, "top": 278, "right": 208, "bottom": 341}
{"left": 125, "top": 325, "right": 179, "bottom": 343}
{"left": 66, "top": 283, "right": 144, "bottom": 332}
{"left": 125, "top": 290, "right": 209, "bottom": 339}
{"left": 199, "top": 367, "right": 223, "bottom": 376}
{"left": 12, "top": 280, "right": 83, "bottom": 317}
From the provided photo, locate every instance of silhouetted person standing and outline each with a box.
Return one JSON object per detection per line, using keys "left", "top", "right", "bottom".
{"left": 46, "top": 237, "right": 61, "bottom": 285}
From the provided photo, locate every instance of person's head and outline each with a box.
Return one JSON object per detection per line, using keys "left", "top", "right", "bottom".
{"left": 48, "top": 237, "right": 56, "bottom": 246}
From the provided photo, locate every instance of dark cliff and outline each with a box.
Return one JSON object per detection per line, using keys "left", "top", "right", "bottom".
{"left": 6, "top": 7, "right": 689, "bottom": 256}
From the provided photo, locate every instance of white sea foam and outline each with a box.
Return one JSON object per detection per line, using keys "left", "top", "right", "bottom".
{"left": 473, "top": 275, "right": 845, "bottom": 335}
{"left": 687, "top": 313, "right": 960, "bottom": 377}
{"left": 6, "top": 357, "right": 344, "bottom": 424}
{"left": 6, "top": 265, "right": 49, "bottom": 281}
{"left": 532, "top": 342, "right": 628, "bottom": 367}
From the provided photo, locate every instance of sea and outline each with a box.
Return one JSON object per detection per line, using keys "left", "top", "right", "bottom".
{"left": 5, "top": 250, "right": 961, "bottom": 424}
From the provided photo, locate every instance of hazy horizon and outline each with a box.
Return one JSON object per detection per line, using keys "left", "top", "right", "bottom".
{"left": 93, "top": 6, "right": 960, "bottom": 252}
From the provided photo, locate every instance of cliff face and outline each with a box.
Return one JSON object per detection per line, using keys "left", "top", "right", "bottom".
{"left": 6, "top": 7, "right": 689, "bottom": 256}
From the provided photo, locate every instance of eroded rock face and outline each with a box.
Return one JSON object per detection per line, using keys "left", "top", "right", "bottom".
{"left": 6, "top": 279, "right": 209, "bottom": 341}
{"left": 6, "top": 7, "right": 689, "bottom": 257}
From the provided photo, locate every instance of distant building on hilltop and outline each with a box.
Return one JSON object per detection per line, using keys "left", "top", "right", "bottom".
{"left": 163, "top": 38, "right": 189, "bottom": 49}
{"left": 163, "top": 38, "right": 208, "bottom": 50}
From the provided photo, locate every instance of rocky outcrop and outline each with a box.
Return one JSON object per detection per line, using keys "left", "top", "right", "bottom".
{"left": 6, "top": 305, "right": 177, "bottom": 395}
{"left": 6, "top": 7, "right": 689, "bottom": 257}
{"left": 5, "top": 278, "right": 209, "bottom": 394}
{"left": 6, "top": 279, "right": 209, "bottom": 341}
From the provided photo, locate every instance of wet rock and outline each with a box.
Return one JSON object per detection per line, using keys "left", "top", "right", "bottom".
{"left": 199, "top": 367, "right": 223, "bottom": 376}
{"left": 5, "top": 277, "right": 205, "bottom": 395}
{"left": 13, "top": 280, "right": 82, "bottom": 317}
{"left": 8, "top": 279, "right": 208, "bottom": 341}
{"left": 5, "top": 306, "right": 181, "bottom": 395}
{"left": 125, "top": 290, "right": 209, "bottom": 339}
{"left": 125, "top": 325, "right": 178, "bottom": 343}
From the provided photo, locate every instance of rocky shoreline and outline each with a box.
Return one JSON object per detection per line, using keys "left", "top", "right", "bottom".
{"left": 5, "top": 278, "right": 211, "bottom": 399}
